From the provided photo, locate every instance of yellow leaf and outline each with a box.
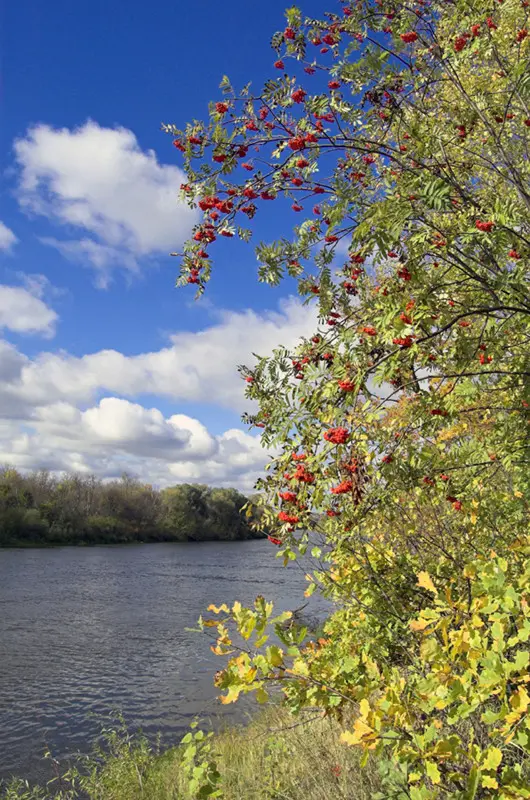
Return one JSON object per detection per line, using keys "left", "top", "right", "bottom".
{"left": 340, "top": 730, "right": 358, "bottom": 746}
{"left": 470, "top": 512, "right": 477, "bottom": 525}
{"left": 218, "top": 689, "right": 240, "bottom": 705}
{"left": 340, "top": 718, "right": 376, "bottom": 746}
{"left": 211, "top": 644, "right": 234, "bottom": 655}
{"left": 410, "top": 618, "right": 431, "bottom": 631}
{"left": 207, "top": 604, "right": 229, "bottom": 614}
{"left": 511, "top": 687, "right": 530, "bottom": 713}
{"left": 417, "top": 571, "right": 437, "bottom": 594}
{"left": 359, "top": 698, "right": 370, "bottom": 718}
{"left": 514, "top": 491, "right": 523, "bottom": 498}
{"left": 482, "top": 776, "right": 498, "bottom": 789}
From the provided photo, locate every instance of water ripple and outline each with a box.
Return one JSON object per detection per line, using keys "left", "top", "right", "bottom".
{"left": 0, "top": 541, "right": 328, "bottom": 784}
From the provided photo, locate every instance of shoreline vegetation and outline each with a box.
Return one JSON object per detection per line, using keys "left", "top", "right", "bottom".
{"left": 3, "top": 0, "right": 530, "bottom": 791}
{"left": 0, "top": 468, "right": 265, "bottom": 548}
{"left": 0, "top": 706, "right": 384, "bottom": 800}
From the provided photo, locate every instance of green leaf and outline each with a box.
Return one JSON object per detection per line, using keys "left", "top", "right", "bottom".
{"left": 425, "top": 761, "right": 441, "bottom": 785}
{"left": 256, "top": 687, "right": 269, "bottom": 704}
{"left": 481, "top": 747, "right": 502, "bottom": 772}
{"left": 465, "top": 766, "right": 480, "bottom": 800}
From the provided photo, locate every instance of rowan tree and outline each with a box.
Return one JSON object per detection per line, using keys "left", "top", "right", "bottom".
{"left": 167, "top": 0, "right": 530, "bottom": 795}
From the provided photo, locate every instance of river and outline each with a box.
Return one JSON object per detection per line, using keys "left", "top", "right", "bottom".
{"left": 0, "top": 540, "right": 327, "bottom": 785}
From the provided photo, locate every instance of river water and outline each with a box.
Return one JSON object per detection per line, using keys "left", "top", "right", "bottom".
{"left": 0, "top": 541, "right": 327, "bottom": 785}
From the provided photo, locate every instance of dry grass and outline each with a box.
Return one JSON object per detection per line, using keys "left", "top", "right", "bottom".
{"left": 204, "top": 705, "right": 381, "bottom": 800}
{"left": 1, "top": 705, "right": 383, "bottom": 800}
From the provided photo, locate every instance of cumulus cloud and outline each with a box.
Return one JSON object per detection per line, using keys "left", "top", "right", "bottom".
{"left": 0, "top": 296, "right": 316, "bottom": 488}
{"left": 0, "top": 283, "right": 57, "bottom": 337}
{"left": 0, "top": 398, "right": 270, "bottom": 491}
{"left": 14, "top": 121, "right": 197, "bottom": 283}
{"left": 7, "top": 296, "right": 318, "bottom": 411}
{"left": 0, "top": 222, "right": 17, "bottom": 252}
{"left": 0, "top": 340, "right": 27, "bottom": 382}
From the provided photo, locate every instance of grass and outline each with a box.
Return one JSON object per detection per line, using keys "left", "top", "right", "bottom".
{"left": 1, "top": 706, "right": 385, "bottom": 800}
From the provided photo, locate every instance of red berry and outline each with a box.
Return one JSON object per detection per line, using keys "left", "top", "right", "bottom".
{"left": 278, "top": 511, "right": 299, "bottom": 524}
{"left": 288, "top": 136, "right": 306, "bottom": 151}
{"left": 323, "top": 427, "right": 349, "bottom": 445}
{"left": 291, "top": 89, "right": 307, "bottom": 104}
{"left": 331, "top": 480, "right": 353, "bottom": 494}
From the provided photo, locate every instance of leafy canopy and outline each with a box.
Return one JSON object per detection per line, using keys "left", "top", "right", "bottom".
{"left": 168, "top": 0, "right": 530, "bottom": 795}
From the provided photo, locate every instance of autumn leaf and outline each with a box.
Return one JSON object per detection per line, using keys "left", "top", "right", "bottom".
{"left": 417, "top": 571, "right": 438, "bottom": 594}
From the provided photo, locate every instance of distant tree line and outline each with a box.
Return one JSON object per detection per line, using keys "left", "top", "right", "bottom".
{"left": 0, "top": 467, "right": 266, "bottom": 547}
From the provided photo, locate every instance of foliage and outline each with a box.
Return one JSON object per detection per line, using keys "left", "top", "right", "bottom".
{"left": 0, "top": 469, "right": 264, "bottom": 546}
{"left": 165, "top": 0, "right": 530, "bottom": 795}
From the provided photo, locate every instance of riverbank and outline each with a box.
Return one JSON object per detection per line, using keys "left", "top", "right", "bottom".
{"left": 0, "top": 472, "right": 266, "bottom": 548}
{"left": 0, "top": 531, "right": 266, "bottom": 549}
{"left": 1, "top": 706, "right": 384, "bottom": 799}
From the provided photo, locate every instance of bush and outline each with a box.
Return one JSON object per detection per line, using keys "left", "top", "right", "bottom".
{"left": 168, "top": 0, "right": 530, "bottom": 794}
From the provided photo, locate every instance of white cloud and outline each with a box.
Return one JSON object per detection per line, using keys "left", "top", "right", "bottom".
{"left": 0, "top": 221, "right": 17, "bottom": 252}
{"left": 0, "top": 398, "right": 270, "bottom": 491}
{"left": 7, "top": 296, "right": 318, "bottom": 410}
{"left": 80, "top": 399, "right": 218, "bottom": 460}
{"left": 14, "top": 121, "right": 197, "bottom": 283}
{"left": 0, "top": 296, "right": 316, "bottom": 488}
{"left": 0, "top": 284, "right": 57, "bottom": 337}
{"left": 0, "top": 340, "right": 27, "bottom": 382}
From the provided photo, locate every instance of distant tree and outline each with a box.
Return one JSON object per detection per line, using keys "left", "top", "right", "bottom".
{"left": 0, "top": 470, "right": 262, "bottom": 546}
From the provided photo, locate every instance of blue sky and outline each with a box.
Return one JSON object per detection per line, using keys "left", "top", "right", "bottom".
{"left": 0, "top": 0, "right": 324, "bottom": 489}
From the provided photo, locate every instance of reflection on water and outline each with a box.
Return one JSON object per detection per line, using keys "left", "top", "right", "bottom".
{"left": 0, "top": 541, "right": 327, "bottom": 784}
